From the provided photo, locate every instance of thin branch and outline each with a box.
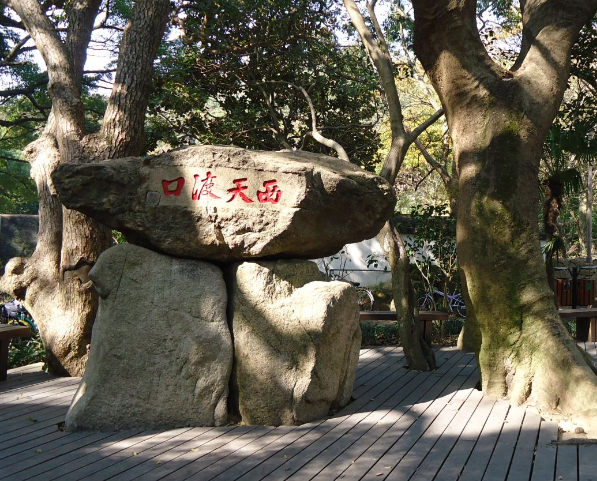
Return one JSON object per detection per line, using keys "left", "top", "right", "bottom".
{"left": 408, "top": 108, "right": 444, "bottom": 141}
{"left": 94, "top": 24, "right": 124, "bottom": 32}
{"left": 367, "top": 0, "right": 392, "bottom": 66}
{"left": 92, "top": 0, "right": 109, "bottom": 29}
{"left": 5, "top": 34, "right": 32, "bottom": 62}
{"left": 257, "top": 85, "right": 293, "bottom": 150}
{"left": 320, "top": 118, "right": 382, "bottom": 130}
{"left": 0, "top": 13, "right": 25, "bottom": 30}
{"left": 3, "top": 0, "right": 86, "bottom": 135}
{"left": 0, "top": 61, "right": 31, "bottom": 67}
{"left": 413, "top": 136, "right": 451, "bottom": 184}
{"left": 25, "top": 94, "right": 50, "bottom": 115}
{"left": 0, "top": 117, "right": 46, "bottom": 127}
{"left": 84, "top": 68, "right": 117, "bottom": 75}
{"left": 0, "top": 171, "right": 36, "bottom": 192}
{"left": 344, "top": 0, "right": 408, "bottom": 182}
{"left": 0, "top": 79, "right": 48, "bottom": 97}
{"left": 414, "top": 168, "right": 436, "bottom": 190}
{"left": 0, "top": 153, "right": 29, "bottom": 163}
{"left": 257, "top": 80, "right": 349, "bottom": 161}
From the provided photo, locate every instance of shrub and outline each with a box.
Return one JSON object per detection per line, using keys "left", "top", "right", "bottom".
{"left": 8, "top": 332, "right": 46, "bottom": 369}
{"left": 360, "top": 322, "right": 401, "bottom": 346}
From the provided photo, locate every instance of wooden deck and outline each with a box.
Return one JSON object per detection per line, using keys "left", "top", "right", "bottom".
{"left": 1, "top": 345, "right": 596, "bottom": 481}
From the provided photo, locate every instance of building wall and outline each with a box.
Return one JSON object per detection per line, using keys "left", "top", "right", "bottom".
{"left": 314, "top": 237, "right": 395, "bottom": 288}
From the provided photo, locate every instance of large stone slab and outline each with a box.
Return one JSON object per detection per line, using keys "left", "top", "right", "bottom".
{"left": 52, "top": 145, "right": 395, "bottom": 261}
{"left": 65, "top": 244, "right": 232, "bottom": 431}
{"left": 228, "top": 260, "right": 361, "bottom": 426}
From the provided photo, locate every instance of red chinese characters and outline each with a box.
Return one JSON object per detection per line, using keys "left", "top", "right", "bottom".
{"left": 257, "top": 179, "right": 282, "bottom": 204}
{"left": 192, "top": 172, "right": 221, "bottom": 200}
{"left": 160, "top": 173, "right": 283, "bottom": 204}
{"left": 162, "top": 177, "right": 185, "bottom": 197}
{"left": 227, "top": 178, "right": 253, "bottom": 203}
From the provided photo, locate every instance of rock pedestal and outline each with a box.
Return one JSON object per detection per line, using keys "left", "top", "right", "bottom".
{"left": 65, "top": 244, "right": 232, "bottom": 431}
{"left": 228, "top": 260, "right": 361, "bottom": 426}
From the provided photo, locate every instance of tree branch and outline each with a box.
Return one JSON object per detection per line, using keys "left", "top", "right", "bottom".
{"left": 412, "top": 0, "right": 506, "bottom": 116}
{"left": 4, "top": 34, "right": 32, "bottom": 62}
{"left": 0, "top": 78, "right": 48, "bottom": 97}
{"left": 257, "top": 86, "right": 293, "bottom": 150}
{"left": 84, "top": 68, "right": 117, "bottom": 75}
{"left": 257, "top": 81, "right": 350, "bottom": 161}
{"left": 0, "top": 117, "right": 46, "bottom": 127}
{"left": 413, "top": 137, "right": 451, "bottom": 184}
{"left": 65, "top": 0, "right": 104, "bottom": 93}
{"left": 344, "top": 0, "right": 411, "bottom": 183}
{"left": 344, "top": 0, "right": 406, "bottom": 140}
{"left": 513, "top": 0, "right": 597, "bottom": 128}
{"left": 25, "top": 94, "right": 50, "bottom": 116}
{"left": 2, "top": 0, "right": 86, "bottom": 140}
{"left": 100, "top": 0, "right": 171, "bottom": 158}
{"left": 0, "top": 12, "right": 24, "bottom": 29}
{"left": 408, "top": 108, "right": 444, "bottom": 141}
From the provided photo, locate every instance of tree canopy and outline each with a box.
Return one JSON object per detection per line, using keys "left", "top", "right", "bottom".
{"left": 147, "top": 0, "right": 384, "bottom": 170}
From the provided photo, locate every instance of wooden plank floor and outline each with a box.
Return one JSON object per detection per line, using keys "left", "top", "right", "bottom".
{"left": 1, "top": 345, "right": 593, "bottom": 480}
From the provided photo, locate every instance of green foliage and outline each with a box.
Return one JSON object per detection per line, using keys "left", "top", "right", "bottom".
{"left": 563, "top": 19, "right": 597, "bottom": 135}
{"left": 370, "top": 285, "right": 393, "bottom": 311}
{"left": 360, "top": 319, "right": 463, "bottom": 346}
{"left": 540, "top": 121, "right": 597, "bottom": 257}
{"left": 0, "top": 154, "right": 37, "bottom": 214}
{"left": 148, "top": 0, "right": 384, "bottom": 169}
{"left": 400, "top": 204, "right": 459, "bottom": 298}
{"left": 360, "top": 322, "right": 401, "bottom": 346}
{"left": 8, "top": 333, "right": 45, "bottom": 369}
{"left": 1, "top": 293, "right": 45, "bottom": 369}
{"left": 111, "top": 230, "right": 127, "bottom": 244}
{"left": 542, "top": 237, "right": 567, "bottom": 260}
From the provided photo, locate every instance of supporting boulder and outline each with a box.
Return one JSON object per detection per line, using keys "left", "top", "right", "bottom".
{"left": 65, "top": 244, "right": 232, "bottom": 431}
{"left": 228, "top": 260, "right": 361, "bottom": 426}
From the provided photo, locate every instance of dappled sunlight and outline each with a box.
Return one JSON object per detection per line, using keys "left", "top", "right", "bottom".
{"left": 5, "top": 347, "right": 591, "bottom": 480}
{"left": 227, "top": 259, "right": 362, "bottom": 426}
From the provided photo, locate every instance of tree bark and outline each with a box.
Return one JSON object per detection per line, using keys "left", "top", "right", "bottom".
{"left": 413, "top": 0, "right": 597, "bottom": 429}
{"left": 344, "top": 0, "right": 442, "bottom": 370}
{"left": 379, "top": 222, "right": 436, "bottom": 370}
{"left": 0, "top": 0, "right": 171, "bottom": 376}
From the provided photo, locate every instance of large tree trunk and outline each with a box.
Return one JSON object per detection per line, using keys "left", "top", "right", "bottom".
{"left": 412, "top": 0, "right": 597, "bottom": 429}
{"left": 0, "top": 0, "right": 171, "bottom": 376}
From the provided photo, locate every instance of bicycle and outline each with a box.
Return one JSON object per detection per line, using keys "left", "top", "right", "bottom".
{"left": 327, "top": 269, "right": 375, "bottom": 311}
{"left": 418, "top": 289, "right": 466, "bottom": 318}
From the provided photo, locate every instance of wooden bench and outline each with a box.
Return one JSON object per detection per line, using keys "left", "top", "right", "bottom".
{"left": 359, "top": 310, "right": 449, "bottom": 343}
{"left": 558, "top": 308, "right": 597, "bottom": 342}
{"left": 0, "top": 324, "right": 32, "bottom": 381}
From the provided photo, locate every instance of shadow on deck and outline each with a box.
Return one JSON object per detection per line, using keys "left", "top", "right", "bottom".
{"left": 1, "top": 345, "right": 596, "bottom": 481}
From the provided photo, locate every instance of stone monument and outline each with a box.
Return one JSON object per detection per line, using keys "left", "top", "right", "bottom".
{"left": 53, "top": 145, "right": 396, "bottom": 430}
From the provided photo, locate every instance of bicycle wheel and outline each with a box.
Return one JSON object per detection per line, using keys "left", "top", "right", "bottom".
{"left": 451, "top": 297, "right": 466, "bottom": 318}
{"left": 356, "top": 288, "right": 374, "bottom": 311}
{"left": 418, "top": 295, "right": 434, "bottom": 311}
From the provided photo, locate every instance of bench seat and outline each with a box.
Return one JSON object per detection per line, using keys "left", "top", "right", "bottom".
{"left": 0, "top": 324, "right": 32, "bottom": 381}
{"left": 558, "top": 308, "right": 597, "bottom": 342}
{"left": 359, "top": 310, "right": 449, "bottom": 343}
